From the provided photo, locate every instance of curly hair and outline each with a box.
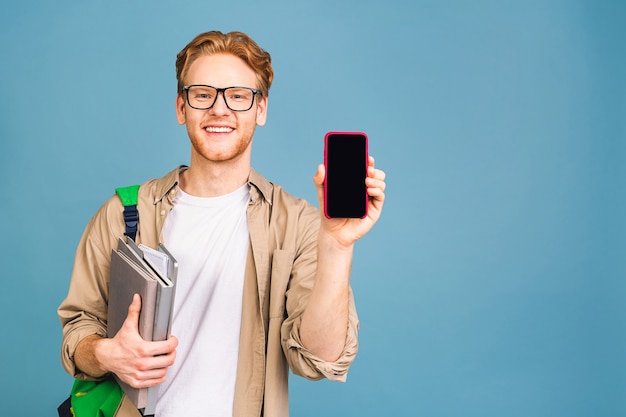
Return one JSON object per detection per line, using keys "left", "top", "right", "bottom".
{"left": 176, "top": 31, "right": 274, "bottom": 97}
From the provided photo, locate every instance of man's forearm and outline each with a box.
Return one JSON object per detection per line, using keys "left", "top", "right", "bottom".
{"left": 300, "top": 235, "right": 354, "bottom": 362}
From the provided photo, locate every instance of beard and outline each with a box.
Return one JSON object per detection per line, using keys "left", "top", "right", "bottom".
{"left": 186, "top": 119, "right": 256, "bottom": 163}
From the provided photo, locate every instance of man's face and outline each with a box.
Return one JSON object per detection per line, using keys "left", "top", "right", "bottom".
{"left": 176, "top": 53, "right": 267, "bottom": 164}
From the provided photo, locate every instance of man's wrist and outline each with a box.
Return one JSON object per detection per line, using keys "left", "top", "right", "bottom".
{"left": 75, "top": 334, "right": 110, "bottom": 378}
{"left": 318, "top": 231, "right": 355, "bottom": 255}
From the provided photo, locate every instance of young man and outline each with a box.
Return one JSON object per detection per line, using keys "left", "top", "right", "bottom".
{"left": 58, "top": 30, "right": 386, "bottom": 417}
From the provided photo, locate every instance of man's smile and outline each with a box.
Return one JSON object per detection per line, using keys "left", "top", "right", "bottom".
{"left": 204, "top": 126, "right": 234, "bottom": 133}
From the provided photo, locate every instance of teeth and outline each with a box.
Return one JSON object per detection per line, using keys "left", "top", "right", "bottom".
{"left": 205, "top": 126, "right": 233, "bottom": 133}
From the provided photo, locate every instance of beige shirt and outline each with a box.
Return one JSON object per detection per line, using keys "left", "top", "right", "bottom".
{"left": 58, "top": 167, "right": 359, "bottom": 417}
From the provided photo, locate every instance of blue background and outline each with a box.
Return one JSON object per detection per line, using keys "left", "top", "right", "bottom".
{"left": 1, "top": 1, "right": 624, "bottom": 415}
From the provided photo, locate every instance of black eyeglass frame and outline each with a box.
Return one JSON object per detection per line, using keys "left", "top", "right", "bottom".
{"left": 182, "top": 85, "right": 262, "bottom": 112}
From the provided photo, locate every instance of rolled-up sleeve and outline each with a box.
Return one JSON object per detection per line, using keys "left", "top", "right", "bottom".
{"left": 283, "top": 295, "right": 359, "bottom": 381}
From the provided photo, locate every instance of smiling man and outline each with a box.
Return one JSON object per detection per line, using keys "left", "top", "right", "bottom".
{"left": 58, "top": 31, "right": 386, "bottom": 417}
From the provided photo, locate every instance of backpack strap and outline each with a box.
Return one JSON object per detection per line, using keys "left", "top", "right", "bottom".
{"left": 115, "top": 185, "right": 140, "bottom": 242}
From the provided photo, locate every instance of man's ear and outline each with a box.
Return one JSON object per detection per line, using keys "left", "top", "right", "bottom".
{"left": 175, "top": 94, "right": 186, "bottom": 125}
{"left": 256, "top": 95, "right": 268, "bottom": 127}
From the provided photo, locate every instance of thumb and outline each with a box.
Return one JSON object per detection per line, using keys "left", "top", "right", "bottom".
{"left": 313, "top": 164, "right": 325, "bottom": 207}
{"left": 124, "top": 293, "right": 142, "bottom": 332}
{"left": 313, "top": 163, "right": 325, "bottom": 187}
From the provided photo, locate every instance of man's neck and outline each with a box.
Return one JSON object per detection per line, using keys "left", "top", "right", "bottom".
{"left": 180, "top": 157, "right": 250, "bottom": 198}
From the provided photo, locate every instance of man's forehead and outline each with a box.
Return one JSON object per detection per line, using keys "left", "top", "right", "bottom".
{"left": 186, "top": 53, "right": 256, "bottom": 83}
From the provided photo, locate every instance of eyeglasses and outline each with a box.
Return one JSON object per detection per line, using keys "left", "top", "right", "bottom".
{"left": 182, "top": 85, "right": 262, "bottom": 112}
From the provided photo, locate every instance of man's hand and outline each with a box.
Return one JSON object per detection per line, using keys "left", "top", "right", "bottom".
{"left": 313, "top": 155, "right": 386, "bottom": 247}
{"left": 75, "top": 294, "right": 178, "bottom": 388}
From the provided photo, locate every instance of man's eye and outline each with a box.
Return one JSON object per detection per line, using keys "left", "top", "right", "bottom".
{"left": 227, "top": 90, "right": 251, "bottom": 101}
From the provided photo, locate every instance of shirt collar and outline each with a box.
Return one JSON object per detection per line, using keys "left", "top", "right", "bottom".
{"left": 153, "top": 166, "right": 182, "bottom": 205}
{"left": 153, "top": 165, "right": 273, "bottom": 205}
{"left": 247, "top": 168, "right": 273, "bottom": 205}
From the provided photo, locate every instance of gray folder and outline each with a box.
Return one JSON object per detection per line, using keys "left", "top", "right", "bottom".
{"left": 107, "top": 237, "right": 177, "bottom": 416}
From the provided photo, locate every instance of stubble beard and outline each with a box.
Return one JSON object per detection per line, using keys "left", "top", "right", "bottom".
{"left": 188, "top": 124, "right": 255, "bottom": 164}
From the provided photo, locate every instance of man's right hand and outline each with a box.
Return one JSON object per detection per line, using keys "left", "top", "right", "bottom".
{"left": 75, "top": 294, "right": 178, "bottom": 388}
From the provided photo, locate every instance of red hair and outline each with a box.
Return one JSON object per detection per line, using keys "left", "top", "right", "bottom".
{"left": 176, "top": 31, "right": 273, "bottom": 97}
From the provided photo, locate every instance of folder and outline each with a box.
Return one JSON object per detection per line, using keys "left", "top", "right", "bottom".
{"left": 107, "top": 237, "right": 177, "bottom": 416}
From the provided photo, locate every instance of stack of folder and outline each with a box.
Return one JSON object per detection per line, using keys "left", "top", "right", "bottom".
{"left": 107, "top": 237, "right": 178, "bottom": 416}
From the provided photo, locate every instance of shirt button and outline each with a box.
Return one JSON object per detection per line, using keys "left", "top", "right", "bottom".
{"left": 160, "top": 209, "right": 166, "bottom": 216}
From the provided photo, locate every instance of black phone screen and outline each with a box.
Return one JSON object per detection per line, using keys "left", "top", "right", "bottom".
{"left": 324, "top": 132, "right": 368, "bottom": 218}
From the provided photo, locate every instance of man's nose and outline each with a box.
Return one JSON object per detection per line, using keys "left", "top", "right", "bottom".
{"left": 210, "top": 91, "right": 230, "bottom": 113}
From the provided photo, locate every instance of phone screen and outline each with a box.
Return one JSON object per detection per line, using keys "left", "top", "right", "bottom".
{"left": 324, "top": 132, "right": 368, "bottom": 218}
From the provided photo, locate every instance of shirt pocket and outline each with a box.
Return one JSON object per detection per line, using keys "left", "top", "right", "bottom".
{"left": 269, "top": 249, "right": 295, "bottom": 319}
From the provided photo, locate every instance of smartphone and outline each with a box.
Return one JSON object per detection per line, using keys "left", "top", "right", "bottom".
{"left": 324, "top": 132, "right": 369, "bottom": 219}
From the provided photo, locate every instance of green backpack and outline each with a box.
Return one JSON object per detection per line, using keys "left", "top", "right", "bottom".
{"left": 58, "top": 185, "right": 141, "bottom": 417}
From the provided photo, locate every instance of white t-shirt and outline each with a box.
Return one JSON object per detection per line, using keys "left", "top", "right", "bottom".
{"left": 156, "top": 184, "right": 250, "bottom": 417}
